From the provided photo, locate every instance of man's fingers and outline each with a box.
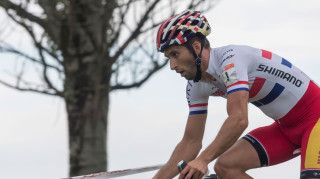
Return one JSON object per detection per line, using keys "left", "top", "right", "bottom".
{"left": 178, "top": 162, "right": 206, "bottom": 179}
{"left": 187, "top": 169, "right": 204, "bottom": 179}
{"left": 192, "top": 170, "right": 201, "bottom": 179}
{"left": 185, "top": 168, "right": 195, "bottom": 179}
{"left": 186, "top": 168, "right": 206, "bottom": 179}
{"left": 179, "top": 165, "right": 190, "bottom": 179}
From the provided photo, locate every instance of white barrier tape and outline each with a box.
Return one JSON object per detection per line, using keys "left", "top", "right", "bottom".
{"left": 62, "top": 164, "right": 164, "bottom": 179}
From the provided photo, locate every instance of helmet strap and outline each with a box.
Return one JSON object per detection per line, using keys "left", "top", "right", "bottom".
{"left": 186, "top": 37, "right": 205, "bottom": 82}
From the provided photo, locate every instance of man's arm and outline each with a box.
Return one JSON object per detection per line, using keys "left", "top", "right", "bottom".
{"left": 179, "top": 91, "right": 249, "bottom": 179}
{"left": 153, "top": 113, "right": 207, "bottom": 179}
{"left": 199, "top": 90, "right": 249, "bottom": 162}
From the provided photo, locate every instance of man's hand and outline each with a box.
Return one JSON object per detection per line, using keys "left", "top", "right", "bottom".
{"left": 178, "top": 158, "right": 208, "bottom": 179}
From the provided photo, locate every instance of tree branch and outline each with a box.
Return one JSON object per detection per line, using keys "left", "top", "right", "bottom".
{"left": 0, "top": 42, "right": 63, "bottom": 73}
{"left": 107, "top": 0, "right": 133, "bottom": 48}
{"left": 110, "top": 58, "right": 168, "bottom": 91}
{"left": 0, "top": 78, "right": 62, "bottom": 97}
{"left": 4, "top": 4, "right": 62, "bottom": 64}
{"left": 110, "top": 0, "right": 160, "bottom": 64}
{"left": 188, "top": 0, "right": 220, "bottom": 12}
{"left": 0, "top": 0, "right": 57, "bottom": 43}
{"left": 140, "top": 21, "right": 163, "bottom": 34}
{"left": 36, "top": 36, "right": 63, "bottom": 95}
{"left": 38, "top": 0, "right": 60, "bottom": 20}
{"left": 2, "top": 11, "right": 63, "bottom": 95}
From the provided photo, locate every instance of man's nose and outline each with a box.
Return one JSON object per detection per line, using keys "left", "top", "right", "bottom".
{"left": 170, "top": 59, "right": 177, "bottom": 70}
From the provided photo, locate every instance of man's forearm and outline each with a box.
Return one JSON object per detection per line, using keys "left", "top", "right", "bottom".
{"left": 198, "top": 115, "right": 248, "bottom": 164}
{"left": 153, "top": 139, "right": 202, "bottom": 179}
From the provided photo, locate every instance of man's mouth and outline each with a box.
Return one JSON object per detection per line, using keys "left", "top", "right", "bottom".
{"left": 177, "top": 71, "right": 184, "bottom": 76}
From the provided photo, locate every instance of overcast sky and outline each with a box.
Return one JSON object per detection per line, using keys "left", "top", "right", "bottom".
{"left": 1, "top": 0, "right": 320, "bottom": 179}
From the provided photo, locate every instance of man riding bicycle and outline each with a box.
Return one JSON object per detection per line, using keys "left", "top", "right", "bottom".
{"left": 153, "top": 10, "right": 320, "bottom": 179}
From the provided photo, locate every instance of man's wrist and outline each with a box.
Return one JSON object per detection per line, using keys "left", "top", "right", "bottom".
{"left": 197, "top": 152, "right": 212, "bottom": 165}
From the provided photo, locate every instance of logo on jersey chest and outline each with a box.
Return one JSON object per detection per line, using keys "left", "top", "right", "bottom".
{"left": 257, "top": 64, "right": 302, "bottom": 87}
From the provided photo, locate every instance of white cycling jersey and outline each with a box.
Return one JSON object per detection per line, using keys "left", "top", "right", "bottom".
{"left": 187, "top": 45, "right": 315, "bottom": 120}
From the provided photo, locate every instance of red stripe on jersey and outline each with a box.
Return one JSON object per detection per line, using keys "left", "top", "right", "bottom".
{"left": 279, "top": 81, "right": 320, "bottom": 126}
{"left": 249, "top": 77, "right": 266, "bottom": 98}
{"left": 189, "top": 103, "right": 208, "bottom": 108}
{"left": 262, "top": 49, "right": 272, "bottom": 60}
{"left": 226, "top": 81, "right": 249, "bottom": 89}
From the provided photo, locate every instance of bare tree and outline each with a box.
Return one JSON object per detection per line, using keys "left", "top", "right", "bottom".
{"left": 0, "top": 0, "right": 219, "bottom": 176}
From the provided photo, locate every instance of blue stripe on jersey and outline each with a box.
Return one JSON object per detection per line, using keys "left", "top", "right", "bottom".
{"left": 228, "top": 88, "right": 249, "bottom": 94}
{"left": 189, "top": 110, "right": 207, "bottom": 115}
{"left": 281, "top": 58, "right": 292, "bottom": 68}
{"left": 252, "top": 101, "right": 263, "bottom": 107}
{"left": 251, "top": 83, "right": 285, "bottom": 107}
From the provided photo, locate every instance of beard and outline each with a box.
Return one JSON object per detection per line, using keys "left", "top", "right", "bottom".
{"left": 184, "top": 73, "right": 194, "bottom": 80}
{"left": 183, "top": 65, "right": 197, "bottom": 80}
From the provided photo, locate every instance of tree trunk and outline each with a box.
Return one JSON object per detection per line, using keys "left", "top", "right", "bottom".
{"left": 63, "top": 37, "right": 112, "bottom": 176}
{"left": 60, "top": 0, "right": 113, "bottom": 176}
{"left": 64, "top": 53, "right": 111, "bottom": 176}
{"left": 65, "top": 79, "right": 110, "bottom": 176}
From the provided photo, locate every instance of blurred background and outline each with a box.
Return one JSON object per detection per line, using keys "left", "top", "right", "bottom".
{"left": 0, "top": 0, "right": 320, "bottom": 178}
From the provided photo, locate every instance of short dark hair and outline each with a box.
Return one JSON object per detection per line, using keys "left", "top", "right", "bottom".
{"left": 189, "top": 35, "right": 211, "bottom": 49}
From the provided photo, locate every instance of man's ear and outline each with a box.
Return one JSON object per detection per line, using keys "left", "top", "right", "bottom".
{"left": 191, "top": 41, "right": 201, "bottom": 56}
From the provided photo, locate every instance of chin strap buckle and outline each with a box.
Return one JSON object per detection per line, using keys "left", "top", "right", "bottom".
{"left": 196, "top": 57, "right": 202, "bottom": 65}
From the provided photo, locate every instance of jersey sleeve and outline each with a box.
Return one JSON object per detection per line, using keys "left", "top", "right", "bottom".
{"left": 219, "top": 47, "right": 250, "bottom": 94}
{"left": 186, "top": 81, "right": 210, "bottom": 115}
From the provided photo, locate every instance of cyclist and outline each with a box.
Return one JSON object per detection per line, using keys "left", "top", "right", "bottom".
{"left": 153, "top": 9, "right": 320, "bottom": 179}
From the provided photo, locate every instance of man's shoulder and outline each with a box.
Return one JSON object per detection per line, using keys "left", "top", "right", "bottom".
{"left": 213, "top": 44, "right": 256, "bottom": 54}
{"left": 211, "top": 44, "right": 260, "bottom": 66}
